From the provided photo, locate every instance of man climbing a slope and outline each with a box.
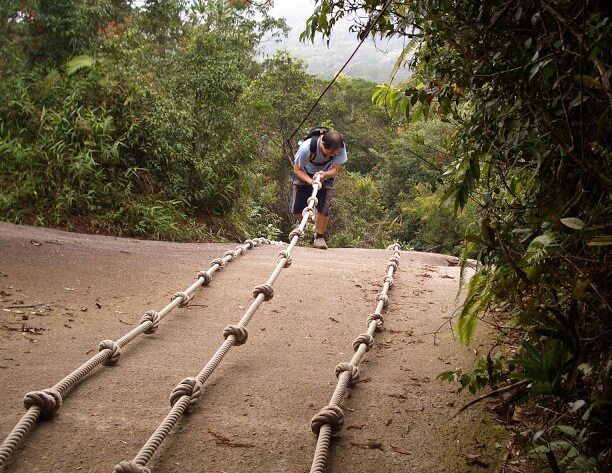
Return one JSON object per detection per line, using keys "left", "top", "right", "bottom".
{"left": 291, "top": 129, "right": 347, "bottom": 250}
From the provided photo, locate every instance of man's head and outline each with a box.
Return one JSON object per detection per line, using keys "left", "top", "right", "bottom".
{"left": 319, "top": 131, "right": 345, "bottom": 156}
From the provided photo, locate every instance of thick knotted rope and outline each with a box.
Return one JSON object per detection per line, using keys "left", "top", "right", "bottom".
{"left": 334, "top": 362, "right": 360, "bottom": 384}
{"left": 302, "top": 207, "right": 315, "bottom": 220}
{"left": 210, "top": 257, "right": 226, "bottom": 268}
{"left": 253, "top": 284, "right": 274, "bottom": 301}
{"left": 23, "top": 388, "right": 62, "bottom": 414}
{"left": 140, "top": 310, "right": 161, "bottom": 334}
{"left": 387, "top": 256, "right": 400, "bottom": 270}
{"left": 376, "top": 293, "right": 389, "bottom": 307}
{"left": 169, "top": 377, "right": 202, "bottom": 409}
{"left": 114, "top": 461, "right": 151, "bottom": 473}
{"left": 114, "top": 178, "right": 323, "bottom": 472}
{"left": 0, "top": 240, "right": 273, "bottom": 468}
{"left": 278, "top": 250, "right": 293, "bottom": 268}
{"left": 99, "top": 339, "right": 122, "bottom": 365}
{"left": 311, "top": 405, "right": 344, "bottom": 434}
{"left": 352, "top": 333, "right": 374, "bottom": 352}
{"left": 223, "top": 325, "right": 249, "bottom": 346}
{"left": 197, "top": 271, "right": 213, "bottom": 286}
{"left": 288, "top": 228, "right": 305, "bottom": 241}
{"left": 366, "top": 312, "right": 385, "bottom": 331}
{"left": 309, "top": 244, "right": 401, "bottom": 473}
{"left": 171, "top": 291, "right": 190, "bottom": 307}
{"left": 224, "top": 249, "right": 237, "bottom": 261}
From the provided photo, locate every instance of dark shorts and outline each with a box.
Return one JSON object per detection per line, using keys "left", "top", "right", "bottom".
{"left": 291, "top": 183, "right": 334, "bottom": 216}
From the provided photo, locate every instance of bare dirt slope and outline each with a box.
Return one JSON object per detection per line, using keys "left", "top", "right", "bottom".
{"left": 0, "top": 222, "right": 507, "bottom": 473}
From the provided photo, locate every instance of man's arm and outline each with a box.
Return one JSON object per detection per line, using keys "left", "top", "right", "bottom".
{"left": 293, "top": 163, "right": 314, "bottom": 185}
{"left": 315, "top": 164, "right": 342, "bottom": 181}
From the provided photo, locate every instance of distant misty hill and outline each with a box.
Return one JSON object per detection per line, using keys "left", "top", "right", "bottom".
{"left": 262, "top": 0, "right": 411, "bottom": 84}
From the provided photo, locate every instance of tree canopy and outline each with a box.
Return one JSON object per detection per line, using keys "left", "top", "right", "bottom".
{"left": 1, "top": 2, "right": 610, "bottom": 469}
{"left": 304, "top": 1, "right": 611, "bottom": 470}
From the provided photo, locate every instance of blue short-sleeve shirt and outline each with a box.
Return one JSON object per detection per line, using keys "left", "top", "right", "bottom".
{"left": 294, "top": 137, "right": 348, "bottom": 175}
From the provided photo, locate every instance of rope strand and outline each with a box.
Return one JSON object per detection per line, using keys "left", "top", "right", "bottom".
{"left": 0, "top": 240, "right": 273, "bottom": 468}
{"left": 114, "top": 181, "right": 324, "bottom": 471}
{"left": 309, "top": 243, "right": 401, "bottom": 472}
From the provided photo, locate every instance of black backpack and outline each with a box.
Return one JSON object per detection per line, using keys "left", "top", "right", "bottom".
{"left": 303, "top": 127, "right": 331, "bottom": 163}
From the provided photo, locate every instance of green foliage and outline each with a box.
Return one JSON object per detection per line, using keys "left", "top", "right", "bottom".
{"left": 373, "top": 120, "right": 473, "bottom": 254}
{"left": 0, "top": 0, "right": 288, "bottom": 241}
{"left": 0, "top": 85, "right": 128, "bottom": 221}
{"left": 0, "top": 0, "right": 132, "bottom": 68}
{"left": 323, "top": 76, "right": 394, "bottom": 175}
{"left": 328, "top": 171, "right": 395, "bottom": 248}
{"left": 456, "top": 270, "right": 494, "bottom": 345}
{"left": 438, "top": 352, "right": 508, "bottom": 395}
{"left": 305, "top": 0, "right": 612, "bottom": 470}
{"left": 241, "top": 51, "right": 324, "bottom": 236}
{"left": 392, "top": 183, "right": 473, "bottom": 255}
{"left": 106, "top": 199, "right": 189, "bottom": 240}
{"left": 530, "top": 401, "right": 608, "bottom": 472}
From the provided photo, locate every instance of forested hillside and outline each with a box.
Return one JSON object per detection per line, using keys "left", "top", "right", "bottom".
{"left": 303, "top": 1, "right": 611, "bottom": 471}
{"left": 1, "top": 1, "right": 610, "bottom": 471}
{"left": 0, "top": 0, "right": 462, "bottom": 252}
{"left": 261, "top": 0, "right": 411, "bottom": 83}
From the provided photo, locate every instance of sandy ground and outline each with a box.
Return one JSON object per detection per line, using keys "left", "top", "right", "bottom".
{"left": 0, "top": 222, "right": 508, "bottom": 473}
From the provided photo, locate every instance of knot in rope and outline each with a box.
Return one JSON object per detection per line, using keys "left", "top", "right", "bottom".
{"left": 244, "top": 239, "right": 255, "bottom": 248}
{"left": 311, "top": 405, "right": 344, "bottom": 434}
{"left": 288, "top": 228, "right": 305, "bottom": 241}
{"left": 169, "top": 377, "right": 202, "bottom": 408}
{"left": 140, "top": 310, "right": 161, "bottom": 334}
{"left": 99, "top": 339, "right": 122, "bottom": 365}
{"left": 307, "top": 196, "right": 319, "bottom": 207}
{"left": 224, "top": 249, "right": 237, "bottom": 261}
{"left": 376, "top": 293, "right": 389, "bottom": 307}
{"left": 383, "top": 275, "right": 394, "bottom": 287}
{"left": 386, "top": 243, "right": 401, "bottom": 251}
{"left": 257, "top": 237, "right": 271, "bottom": 244}
{"left": 302, "top": 207, "right": 315, "bottom": 221}
{"left": 253, "top": 284, "right": 274, "bottom": 301}
{"left": 223, "top": 325, "right": 249, "bottom": 345}
{"left": 234, "top": 245, "right": 246, "bottom": 255}
{"left": 366, "top": 312, "right": 385, "bottom": 331}
{"left": 197, "top": 270, "right": 213, "bottom": 286}
{"left": 334, "top": 362, "right": 360, "bottom": 383}
{"left": 23, "top": 388, "right": 63, "bottom": 413}
{"left": 352, "top": 333, "right": 374, "bottom": 352}
{"left": 171, "top": 291, "right": 190, "bottom": 307}
{"left": 113, "top": 461, "right": 151, "bottom": 473}
{"left": 388, "top": 255, "right": 400, "bottom": 270}
{"left": 278, "top": 250, "right": 292, "bottom": 268}
{"left": 210, "top": 257, "right": 226, "bottom": 269}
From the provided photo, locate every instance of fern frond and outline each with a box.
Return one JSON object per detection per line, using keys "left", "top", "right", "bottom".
{"left": 64, "top": 55, "right": 95, "bottom": 76}
{"left": 457, "top": 270, "right": 493, "bottom": 345}
{"left": 389, "top": 37, "right": 417, "bottom": 83}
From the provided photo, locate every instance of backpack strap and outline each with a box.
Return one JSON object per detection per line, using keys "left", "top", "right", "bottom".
{"left": 308, "top": 135, "right": 333, "bottom": 165}
{"left": 308, "top": 136, "right": 319, "bottom": 162}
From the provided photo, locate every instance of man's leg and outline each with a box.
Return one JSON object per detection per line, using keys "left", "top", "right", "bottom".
{"left": 315, "top": 213, "right": 329, "bottom": 236}
{"left": 312, "top": 187, "right": 333, "bottom": 249}
{"left": 312, "top": 213, "right": 329, "bottom": 249}
{"left": 290, "top": 184, "right": 308, "bottom": 221}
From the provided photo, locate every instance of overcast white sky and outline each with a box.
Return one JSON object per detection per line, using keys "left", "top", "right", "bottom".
{"left": 265, "top": 0, "right": 410, "bottom": 82}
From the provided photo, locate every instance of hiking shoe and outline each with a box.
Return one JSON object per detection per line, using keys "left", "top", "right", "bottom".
{"left": 313, "top": 238, "right": 328, "bottom": 250}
